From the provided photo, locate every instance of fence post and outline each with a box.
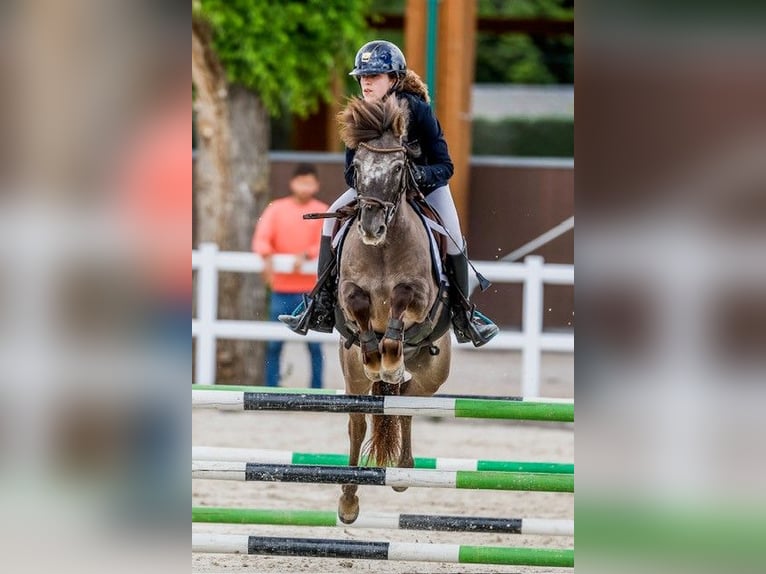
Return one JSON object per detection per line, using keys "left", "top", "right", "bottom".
{"left": 522, "top": 256, "right": 544, "bottom": 397}
{"left": 195, "top": 243, "right": 219, "bottom": 385}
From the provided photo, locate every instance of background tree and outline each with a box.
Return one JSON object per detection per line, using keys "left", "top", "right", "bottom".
{"left": 476, "top": 0, "right": 573, "bottom": 84}
{"left": 192, "top": 0, "right": 369, "bottom": 383}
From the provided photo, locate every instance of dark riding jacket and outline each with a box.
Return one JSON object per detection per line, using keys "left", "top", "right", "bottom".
{"left": 344, "top": 72, "right": 454, "bottom": 196}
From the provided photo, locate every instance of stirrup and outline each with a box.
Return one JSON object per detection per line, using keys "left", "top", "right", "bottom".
{"left": 278, "top": 297, "right": 312, "bottom": 336}
{"left": 451, "top": 305, "right": 498, "bottom": 347}
{"left": 278, "top": 294, "right": 335, "bottom": 335}
{"left": 466, "top": 308, "right": 499, "bottom": 347}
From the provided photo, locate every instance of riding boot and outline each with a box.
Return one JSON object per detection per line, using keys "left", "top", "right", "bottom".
{"left": 446, "top": 252, "right": 499, "bottom": 347}
{"left": 278, "top": 236, "right": 337, "bottom": 334}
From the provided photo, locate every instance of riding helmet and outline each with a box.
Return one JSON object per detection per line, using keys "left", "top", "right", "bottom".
{"left": 349, "top": 40, "right": 407, "bottom": 78}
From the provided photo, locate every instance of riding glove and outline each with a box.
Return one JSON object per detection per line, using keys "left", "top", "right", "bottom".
{"left": 411, "top": 164, "right": 427, "bottom": 185}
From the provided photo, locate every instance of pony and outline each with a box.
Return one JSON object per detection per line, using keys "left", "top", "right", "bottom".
{"left": 333, "top": 96, "right": 452, "bottom": 524}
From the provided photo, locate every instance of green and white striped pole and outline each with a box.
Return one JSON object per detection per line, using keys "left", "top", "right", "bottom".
{"left": 192, "top": 446, "right": 574, "bottom": 474}
{"left": 192, "top": 461, "right": 575, "bottom": 492}
{"left": 192, "top": 533, "right": 575, "bottom": 567}
{"left": 192, "top": 388, "right": 574, "bottom": 422}
{"left": 192, "top": 506, "right": 574, "bottom": 536}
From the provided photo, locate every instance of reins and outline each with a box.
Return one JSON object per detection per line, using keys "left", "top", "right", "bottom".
{"left": 356, "top": 141, "right": 416, "bottom": 225}
{"left": 357, "top": 141, "right": 406, "bottom": 154}
{"left": 304, "top": 141, "right": 417, "bottom": 224}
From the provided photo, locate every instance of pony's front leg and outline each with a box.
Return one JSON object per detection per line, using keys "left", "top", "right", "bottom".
{"left": 380, "top": 283, "right": 415, "bottom": 383}
{"left": 341, "top": 282, "right": 381, "bottom": 380}
{"left": 338, "top": 413, "right": 367, "bottom": 524}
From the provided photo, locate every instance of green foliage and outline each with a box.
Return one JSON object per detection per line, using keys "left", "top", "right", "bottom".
{"left": 472, "top": 117, "right": 573, "bottom": 157}
{"left": 475, "top": 0, "right": 573, "bottom": 84}
{"left": 478, "top": 0, "right": 573, "bottom": 18}
{"left": 369, "top": 0, "right": 405, "bottom": 13}
{"left": 476, "top": 33, "right": 556, "bottom": 84}
{"left": 194, "top": 0, "right": 371, "bottom": 117}
{"left": 534, "top": 34, "right": 574, "bottom": 84}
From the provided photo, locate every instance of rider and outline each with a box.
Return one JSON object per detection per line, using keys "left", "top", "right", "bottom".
{"left": 280, "top": 40, "right": 498, "bottom": 347}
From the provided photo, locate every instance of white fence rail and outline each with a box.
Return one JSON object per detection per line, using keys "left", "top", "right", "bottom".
{"left": 192, "top": 242, "right": 573, "bottom": 396}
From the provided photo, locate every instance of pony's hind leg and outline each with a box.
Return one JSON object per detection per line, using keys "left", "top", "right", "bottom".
{"left": 365, "top": 381, "right": 401, "bottom": 469}
{"left": 392, "top": 415, "right": 413, "bottom": 492}
{"left": 380, "top": 283, "right": 416, "bottom": 383}
{"left": 338, "top": 413, "right": 367, "bottom": 524}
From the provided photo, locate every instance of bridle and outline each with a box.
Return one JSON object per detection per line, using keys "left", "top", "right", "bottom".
{"left": 355, "top": 141, "right": 417, "bottom": 226}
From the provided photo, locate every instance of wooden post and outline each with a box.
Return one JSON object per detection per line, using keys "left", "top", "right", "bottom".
{"left": 436, "top": 0, "right": 476, "bottom": 233}
{"left": 404, "top": 0, "right": 427, "bottom": 79}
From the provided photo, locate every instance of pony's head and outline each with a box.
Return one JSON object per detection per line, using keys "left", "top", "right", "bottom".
{"left": 338, "top": 97, "right": 417, "bottom": 245}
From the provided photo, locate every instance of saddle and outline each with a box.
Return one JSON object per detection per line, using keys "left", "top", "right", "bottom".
{"left": 319, "top": 196, "right": 453, "bottom": 356}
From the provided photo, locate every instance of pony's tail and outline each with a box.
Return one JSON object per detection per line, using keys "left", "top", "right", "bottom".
{"left": 363, "top": 381, "right": 401, "bottom": 467}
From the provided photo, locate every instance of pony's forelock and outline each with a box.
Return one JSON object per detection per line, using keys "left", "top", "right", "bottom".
{"left": 337, "top": 97, "right": 408, "bottom": 149}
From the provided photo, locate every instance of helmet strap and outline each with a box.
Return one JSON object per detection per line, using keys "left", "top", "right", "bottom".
{"left": 387, "top": 73, "right": 402, "bottom": 96}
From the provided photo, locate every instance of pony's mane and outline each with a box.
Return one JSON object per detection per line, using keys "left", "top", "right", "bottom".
{"left": 337, "top": 97, "right": 408, "bottom": 149}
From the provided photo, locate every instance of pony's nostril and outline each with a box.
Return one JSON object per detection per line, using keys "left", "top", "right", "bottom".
{"left": 377, "top": 225, "right": 386, "bottom": 236}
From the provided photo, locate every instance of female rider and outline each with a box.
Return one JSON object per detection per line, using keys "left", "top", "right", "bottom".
{"left": 281, "top": 40, "right": 498, "bottom": 347}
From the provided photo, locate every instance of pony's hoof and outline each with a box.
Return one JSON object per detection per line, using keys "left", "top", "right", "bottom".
{"left": 338, "top": 496, "right": 359, "bottom": 524}
{"left": 363, "top": 367, "right": 381, "bottom": 381}
{"left": 380, "top": 367, "right": 404, "bottom": 384}
{"left": 395, "top": 458, "right": 413, "bottom": 491}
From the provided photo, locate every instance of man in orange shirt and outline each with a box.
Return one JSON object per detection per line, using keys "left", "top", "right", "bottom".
{"left": 252, "top": 163, "right": 328, "bottom": 388}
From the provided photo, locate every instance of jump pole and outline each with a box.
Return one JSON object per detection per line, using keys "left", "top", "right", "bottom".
{"left": 192, "top": 506, "right": 574, "bottom": 536}
{"left": 192, "top": 461, "right": 575, "bottom": 492}
{"left": 192, "top": 445, "right": 574, "bottom": 475}
{"left": 193, "top": 384, "right": 574, "bottom": 403}
{"left": 192, "top": 390, "right": 574, "bottom": 422}
{"left": 192, "top": 533, "right": 575, "bottom": 567}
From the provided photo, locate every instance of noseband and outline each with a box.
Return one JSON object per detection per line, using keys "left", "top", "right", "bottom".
{"left": 356, "top": 141, "right": 414, "bottom": 226}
